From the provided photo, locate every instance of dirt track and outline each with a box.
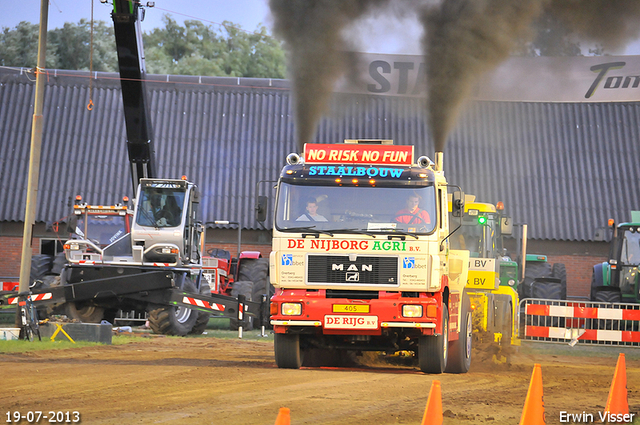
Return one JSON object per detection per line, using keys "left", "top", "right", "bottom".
{"left": 1, "top": 332, "right": 639, "bottom": 425}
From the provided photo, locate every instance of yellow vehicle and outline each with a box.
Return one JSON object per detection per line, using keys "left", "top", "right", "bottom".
{"left": 449, "top": 196, "right": 521, "bottom": 352}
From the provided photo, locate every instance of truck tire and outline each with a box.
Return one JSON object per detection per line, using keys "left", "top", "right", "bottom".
{"left": 419, "top": 304, "right": 448, "bottom": 374}
{"left": 274, "top": 333, "right": 303, "bottom": 369}
{"left": 30, "top": 254, "right": 53, "bottom": 286}
{"left": 229, "top": 281, "right": 253, "bottom": 331}
{"left": 64, "top": 301, "right": 105, "bottom": 323}
{"left": 148, "top": 278, "right": 198, "bottom": 336}
{"left": 445, "top": 295, "right": 471, "bottom": 374}
{"left": 189, "top": 281, "right": 212, "bottom": 335}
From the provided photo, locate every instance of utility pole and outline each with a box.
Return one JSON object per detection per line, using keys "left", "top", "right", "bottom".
{"left": 16, "top": 0, "right": 49, "bottom": 327}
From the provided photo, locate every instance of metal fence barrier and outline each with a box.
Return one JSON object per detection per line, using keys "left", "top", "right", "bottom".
{"left": 520, "top": 298, "right": 640, "bottom": 347}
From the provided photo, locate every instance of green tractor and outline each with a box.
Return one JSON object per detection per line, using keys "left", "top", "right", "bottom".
{"left": 591, "top": 212, "right": 640, "bottom": 304}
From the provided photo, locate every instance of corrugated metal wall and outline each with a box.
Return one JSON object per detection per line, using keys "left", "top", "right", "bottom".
{"left": 1, "top": 67, "right": 639, "bottom": 241}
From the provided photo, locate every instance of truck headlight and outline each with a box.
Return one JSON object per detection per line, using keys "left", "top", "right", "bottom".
{"left": 281, "top": 302, "right": 302, "bottom": 316}
{"left": 508, "top": 279, "right": 516, "bottom": 286}
{"left": 402, "top": 305, "right": 423, "bottom": 318}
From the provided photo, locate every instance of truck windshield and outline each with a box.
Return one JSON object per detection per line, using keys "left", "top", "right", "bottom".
{"left": 136, "top": 188, "right": 185, "bottom": 228}
{"left": 75, "top": 215, "right": 127, "bottom": 247}
{"left": 275, "top": 182, "right": 437, "bottom": 234}
{"left": 452, "top": 214, "right": 500, "bottom": 258}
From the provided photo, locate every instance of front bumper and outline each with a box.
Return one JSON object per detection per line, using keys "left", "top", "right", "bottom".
{"left": 270, "top": 289, "right": 443, "bottom": 335}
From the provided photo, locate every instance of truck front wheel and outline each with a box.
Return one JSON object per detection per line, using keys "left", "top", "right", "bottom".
{"left": 419, "top": 304, "right": 449, "bottom": 374}
{"left": 274, "top": 333, "right": 303, "bottom": 369}
{"left": 446, "top": 295, "right": 472, "bottom": 374}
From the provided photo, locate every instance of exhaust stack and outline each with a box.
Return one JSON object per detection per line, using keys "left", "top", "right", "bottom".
{"left": 435, "top": 152, "right": 444, "bottom": 172}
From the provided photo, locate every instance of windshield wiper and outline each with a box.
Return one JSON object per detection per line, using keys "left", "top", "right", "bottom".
{"left": 335, "top": 228, "right": 379, "bottom": 237}
{"left": 283, "top": 226, "right": 334, "bottom": 236}
{"left": 369, "top": 227, "right": 419, "bottom": 239}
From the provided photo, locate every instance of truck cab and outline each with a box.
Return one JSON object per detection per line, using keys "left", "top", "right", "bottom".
{"left": 268, "top": 140, "right": 471, "bottom": 373}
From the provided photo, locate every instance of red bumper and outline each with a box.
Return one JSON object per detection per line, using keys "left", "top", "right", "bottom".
{"left": 270, "top": 289, "right": 444, "bottom": 336}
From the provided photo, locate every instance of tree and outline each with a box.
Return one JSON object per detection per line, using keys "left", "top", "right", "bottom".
{"left": 0, "top": 21, "right": 57, "bottom": 68}
{"left": 0, "top": 17, "right": 286, "bottom": 78}
{"left": 49, "top": 20, "right": 117, "bottom": 71}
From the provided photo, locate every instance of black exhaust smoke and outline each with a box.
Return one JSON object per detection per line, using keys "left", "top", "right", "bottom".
{"left": 422, "top": 0, "right": 640, "bottom": 153}
{"left": 269, "top": 0, "right": 386, "bottom": 152}
{"left": 269, "top": 0, "right": 640, "bottom": 155}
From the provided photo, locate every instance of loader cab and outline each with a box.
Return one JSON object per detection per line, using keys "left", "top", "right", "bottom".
{"left": 131, "top": 178, "right": 202, "bottom": 266}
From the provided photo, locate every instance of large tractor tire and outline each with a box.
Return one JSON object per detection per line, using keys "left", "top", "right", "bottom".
{"left": 522, "top": 261, "right": 552, "bottom": 299}
{"left": 64, "top": 301, "right": 105, "bottom": 323}
{"left": 531, "top": 278, "right": 564, "bottom": 300}
{"left": 242, "top": 258, "right": 273, "bottom": 329}
{"left": 229, "top": 281, "right": 253, "bottom": 331}
{"left": 590, "top": 264, "right": 605, "bottom": 301}
{"left": 419, "top": 304, "right": 449, "bottom": 374}
{"left": 246, "top": 258, "right": 272, "bottom": 302}
{"left": 446, "top": 295, "right": 472, "bottom": 374}
{"left": 593, "top": 286, "right": 622, "bottom": 304}
{"left": 274, "top": 333, "right": 303, "bottom": 369}
{"left": 189, "top": 281, "right": 212, "bottom": 335}
{"left": 148, "top": 277, "right": 198, "bottom": 336}
{"left": 551, "top": 263, "right": 568, "bottom": 299}
{"left": 30, "top": 254, "right": 53, "bottom": 287}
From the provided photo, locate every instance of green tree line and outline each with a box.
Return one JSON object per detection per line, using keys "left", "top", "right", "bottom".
{"left": 0, "top": 16, "right": 286, "bottom": 79}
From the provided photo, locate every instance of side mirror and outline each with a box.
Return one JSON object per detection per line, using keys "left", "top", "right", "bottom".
{"left": 501, "top": 216, "right": 513, "bottom": 236}
{"left": 255, "top": 196, "right": 268, "bottom": 223}
{"left": 451, "top": 191, "right": 464, "bottom": 217}
{"left": 66, "top": 215, "right": 78, "bottom": 234}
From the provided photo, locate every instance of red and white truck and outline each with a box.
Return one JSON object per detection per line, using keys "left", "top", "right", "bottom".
{"left": 266, "top": 140, "right": 471, "bottom": 373}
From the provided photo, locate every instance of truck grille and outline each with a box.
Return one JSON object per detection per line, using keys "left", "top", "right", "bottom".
{"left": 307, "top": 255, "right": 398, "bottom": 285}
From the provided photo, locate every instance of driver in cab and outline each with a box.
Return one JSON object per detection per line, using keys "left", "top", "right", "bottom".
{"left": 296, "top": 198, "right": 328, "bottom": 222}
{"left": 150, "top": 193, "right": 179, "bottom": 227}
{"left": 394, "top": 194, "right": 431, "bottom": 225}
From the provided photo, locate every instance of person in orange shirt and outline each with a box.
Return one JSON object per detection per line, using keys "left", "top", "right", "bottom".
{"left": 394, "top": 194, "right": 431, "bottom": 225}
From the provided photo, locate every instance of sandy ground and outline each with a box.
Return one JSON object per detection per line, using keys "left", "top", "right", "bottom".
{"left": 1, "top": 331, "right": 639, "bottom": 425}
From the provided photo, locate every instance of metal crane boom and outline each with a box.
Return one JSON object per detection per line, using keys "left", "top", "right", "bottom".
{"left": 111, "top": 0, "right": 156, "bottom": 193}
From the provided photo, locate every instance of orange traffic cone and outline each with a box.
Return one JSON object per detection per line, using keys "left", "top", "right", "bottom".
{"left": 421, "top": 380, "right": 443, "bottom": 425}
{"left": 605, "top": 353, "right": 629, "bottom": 416}
{"left": 519, "top": 364, "right": 545, "bottom": 425}
{"left": 274, "top": 407, "right": 291, "bottom": 425}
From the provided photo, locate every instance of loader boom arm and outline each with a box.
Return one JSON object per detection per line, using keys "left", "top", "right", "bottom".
{"left": 111, "top": 0, "right": 156, "bottom": 192}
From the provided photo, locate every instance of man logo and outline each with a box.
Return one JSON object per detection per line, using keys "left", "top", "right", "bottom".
{"left": 403, "top": 257, "right": 415, "bottom": 269}
{"left": 282, "top": 254, "right": 293, "bottom": 266}
{"left": 346, "top": 272, "right": 360, "bottom": 282}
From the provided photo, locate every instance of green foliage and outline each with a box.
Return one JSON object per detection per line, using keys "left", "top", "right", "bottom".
{"left": 49, "top": 20, "right": 118, "bottom": 71}
{"left": 0, "top": 21, "right": 57, "bottom": 68}
{"left": 0, "top": 16, "right": 286, "bottom": 78}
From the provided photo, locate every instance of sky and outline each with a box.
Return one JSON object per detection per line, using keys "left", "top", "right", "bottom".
{"left": 1, "top": 0, "right": 639, "bottom": 56}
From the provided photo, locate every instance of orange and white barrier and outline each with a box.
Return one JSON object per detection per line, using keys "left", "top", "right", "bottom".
{"left": 521, "top": 299, "right": 640, "bottom": 346}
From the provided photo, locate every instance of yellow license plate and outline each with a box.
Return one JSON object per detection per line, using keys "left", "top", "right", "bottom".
{"left": 332, "top": 304, "right": 370, "bottom": 313}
